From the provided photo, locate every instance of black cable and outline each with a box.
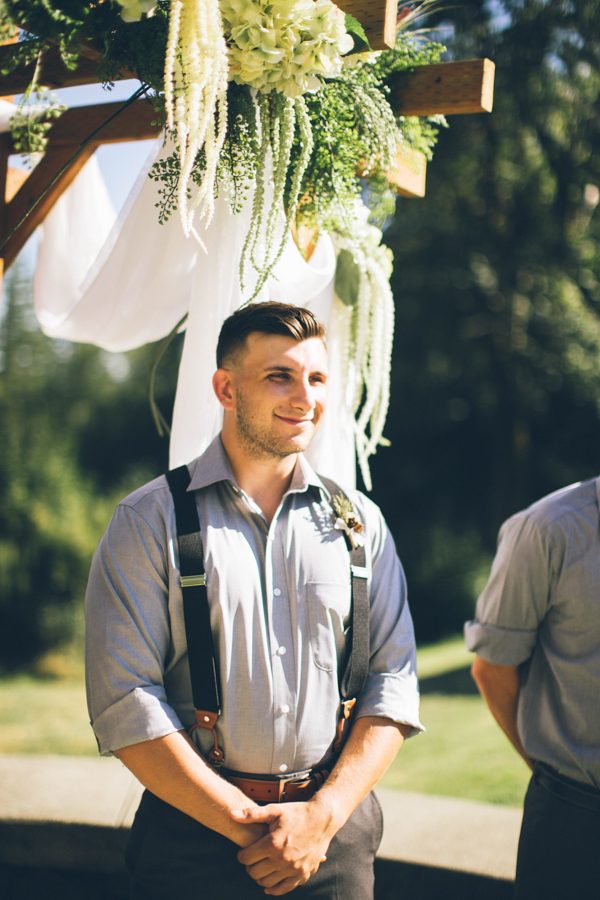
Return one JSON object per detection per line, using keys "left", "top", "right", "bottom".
{"left": 0, "top": 81, "right": 151, "bottom": 255}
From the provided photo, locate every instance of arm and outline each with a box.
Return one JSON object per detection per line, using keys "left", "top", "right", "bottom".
{"left": 234, "top": 715, "right": 410, "bottom": 896}
{"left": 471, "top": 655, "right": 534, "bottom": 770}
{"left": 85, "top": 502, "right": 265, "bottom": 848}
{"left": 115, "top": 730, "right": 267, "bottom": 847}
{"left": 235, "top": 498, "right": 420, "bottom": 894}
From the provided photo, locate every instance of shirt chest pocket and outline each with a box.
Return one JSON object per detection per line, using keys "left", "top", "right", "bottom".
{"left": 306, "top": 581, "right": 351, "bottom": 672}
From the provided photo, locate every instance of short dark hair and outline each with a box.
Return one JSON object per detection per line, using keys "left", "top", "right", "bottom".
{"left": 216, "top": 301, "right": 326, "bottom": 368}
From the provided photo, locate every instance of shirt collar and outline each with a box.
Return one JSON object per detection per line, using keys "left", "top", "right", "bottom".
{"left": 187, "top": 434, "right": 328, "bottom": 499}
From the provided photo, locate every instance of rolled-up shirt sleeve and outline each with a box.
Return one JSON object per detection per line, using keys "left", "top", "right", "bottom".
{"left": 85, "top": 501, "right": 183, "bottom": 755}
{"left": 464, "top": 512, "right": 552, "bottom": 665}
{"left": 355, "top": 497, "right": 424, "bottom": 737}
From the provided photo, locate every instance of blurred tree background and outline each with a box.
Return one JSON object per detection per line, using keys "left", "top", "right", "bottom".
{"left": 1, "top": 0, "right": 599, "bottom": 667}
{"left": 0, "top": 262, "right": 181, "bottom": 670}
{"left": 371, "top": 0, "right": 600, "bottom": 639}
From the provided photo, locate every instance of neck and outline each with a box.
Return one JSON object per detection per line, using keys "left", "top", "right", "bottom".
{"left": 220, "top": 429, "right": 298, "bottom": 522}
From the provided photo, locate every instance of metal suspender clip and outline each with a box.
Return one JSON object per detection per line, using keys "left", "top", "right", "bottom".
{"left": 180, "top": 573, "right": 206, "bottom": 587}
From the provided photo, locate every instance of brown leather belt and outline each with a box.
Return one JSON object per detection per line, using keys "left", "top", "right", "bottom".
{"left": 221, "top": 767, "right": 329, "bottom": 803}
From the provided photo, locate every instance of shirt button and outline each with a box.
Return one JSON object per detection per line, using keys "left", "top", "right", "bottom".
{"left": 273, "top": 588, "right": 281, "bottom": 597}
{"left": 281, "top": 704, "right": 290, "bottom": 715}
{"left": 276, "top": 646, "right": 287, "bottom": 656}
{"left": 279, "top": 764, "right": 288, "bottom": 773}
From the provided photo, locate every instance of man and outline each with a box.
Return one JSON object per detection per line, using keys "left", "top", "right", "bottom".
{"left": 465, "top": 479, "right": 600, "bottom": 899}
{"left": 85, "top": 301, "right": 422, "bottom": 899}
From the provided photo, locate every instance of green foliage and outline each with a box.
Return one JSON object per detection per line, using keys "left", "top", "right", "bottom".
{"left": 293, "top": 38, "right": 445, "bottom": 231}
{"left": 10, "top": 85, "right": 66, "bottom": 155}
{"left": 0, "top": 0, "right": 169, "bottom": 85}
{"left": 0, "top": 264, "right": 178, "bottom": 670}
{"left": 334, "top": 248, "right": 361, "bottom": 307}
{"left": 344, "top": 14, "right": 370, "bottom": 52}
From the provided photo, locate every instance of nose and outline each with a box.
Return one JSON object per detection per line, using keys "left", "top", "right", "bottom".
{"left": 290, "top": 377, "right": 314, "bottom": 412}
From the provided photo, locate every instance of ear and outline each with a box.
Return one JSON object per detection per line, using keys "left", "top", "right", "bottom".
{"left": 212, "top": 368, "right": 235, "bottom": 411}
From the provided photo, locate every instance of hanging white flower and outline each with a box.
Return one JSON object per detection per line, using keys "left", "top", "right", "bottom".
{"left": 332, "top": 201, "right": 395, "bottom": 492}
{"left": 221, "top": 0, "right": 353, "bottom": 98}
{"left": 163, "top": 0, "right": 229, "bottom": 239}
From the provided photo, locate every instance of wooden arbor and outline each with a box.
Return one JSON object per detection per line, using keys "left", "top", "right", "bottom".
{"left": 0, "top": 0, "right": 495, "bottom": 283}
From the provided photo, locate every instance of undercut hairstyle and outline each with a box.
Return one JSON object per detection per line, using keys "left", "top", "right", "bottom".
{"left": 216, "top": 301, "right": 326, "bottom": 368}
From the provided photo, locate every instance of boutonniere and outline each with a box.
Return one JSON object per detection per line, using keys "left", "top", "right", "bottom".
{"left": 331, "top": 492, "right": 365, "bottom": 549}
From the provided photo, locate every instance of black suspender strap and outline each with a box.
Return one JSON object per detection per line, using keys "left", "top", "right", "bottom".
{"left": 320, "top": 478, "right": 371, "bottom": 755}
{"left": 165, "top": 466, "right": 224, "bottom": 766}
{"left": 334, "top": 537, "right": 370, "bottom": 753}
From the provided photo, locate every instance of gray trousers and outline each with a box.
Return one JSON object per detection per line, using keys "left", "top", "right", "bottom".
{"left": 515, "top": 765, "right": 600, "bottom": 900}
{"left": 127, "top": 789, "right": 383, "bottom": 899}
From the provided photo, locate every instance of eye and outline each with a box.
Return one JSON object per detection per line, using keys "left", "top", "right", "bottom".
{"left": 310, "top": 374, "right": 327, "bottom": 385}
{"left": 268, "top": 372, "right": 290, "bottom": 382}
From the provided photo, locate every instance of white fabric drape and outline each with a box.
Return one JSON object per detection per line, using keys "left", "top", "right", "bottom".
{"left": 32, "top": 143, "right": 356, "bottom": 486}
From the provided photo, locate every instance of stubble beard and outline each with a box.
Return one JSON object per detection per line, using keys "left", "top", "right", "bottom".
{"left": 235, "top": 392, "right": 312, "bottom": 461}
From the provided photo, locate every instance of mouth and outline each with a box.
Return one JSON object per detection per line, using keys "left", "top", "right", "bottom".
{"left": 275, "top": 414, "right": 316, "bottom": 427}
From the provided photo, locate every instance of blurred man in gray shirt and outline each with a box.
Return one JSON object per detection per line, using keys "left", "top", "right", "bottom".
{"left": 465, "top": 479, "right": 600, "bottom": 899}
{"left": 86, "top": 302, "right": 422, "bottom": 899}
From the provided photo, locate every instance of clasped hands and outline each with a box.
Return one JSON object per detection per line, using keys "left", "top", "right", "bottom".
{"left": 231, "top": 799, "right": 336, "bottom": 896}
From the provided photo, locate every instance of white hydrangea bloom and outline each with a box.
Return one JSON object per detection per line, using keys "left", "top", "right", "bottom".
{"left": 221, "top": 0, "right": 353, "bottom": 98}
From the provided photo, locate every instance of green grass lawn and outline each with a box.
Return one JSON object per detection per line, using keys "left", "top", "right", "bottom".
{"left": 380, "top": 636, "right": 530, "bottom": 805}
{"left": 0, "top": 635, "right": 529, "bottom": 806}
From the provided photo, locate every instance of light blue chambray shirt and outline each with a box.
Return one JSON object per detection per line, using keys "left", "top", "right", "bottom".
{"left": 465, "top": 477, "right": 600, "bottom": 787}
{"left": 85, "top": 436, "right": 423, "bottom": 774}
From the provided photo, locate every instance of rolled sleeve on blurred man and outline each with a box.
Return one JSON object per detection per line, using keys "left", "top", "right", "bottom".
{"left": 465, "top": 478, "right": 600, "bottom": 900}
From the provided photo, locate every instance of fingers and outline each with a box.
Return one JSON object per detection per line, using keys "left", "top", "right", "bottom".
{"left": 241, "top": 851, "right": 325, "bottom": 893}
{"left": 238, "top": 840, "right": 272, "bottom": 866}
{"left": 244, "top": 863, "right": 308, "bottom": 896}
{"left": 232, "top": 806, "right": 279, "bottom": 824}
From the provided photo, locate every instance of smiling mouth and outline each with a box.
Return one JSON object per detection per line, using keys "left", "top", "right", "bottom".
{"left": 276, "top": 415, "right": 315, "bottom": 426}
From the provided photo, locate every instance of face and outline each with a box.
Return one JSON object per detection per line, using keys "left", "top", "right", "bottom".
{"left": 216, "top": 332, "right": 328, "bottom": 460}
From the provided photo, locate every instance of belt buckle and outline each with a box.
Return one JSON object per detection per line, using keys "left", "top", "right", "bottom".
{"left": 277, "top": 769, "right": 312, "bottom": 801}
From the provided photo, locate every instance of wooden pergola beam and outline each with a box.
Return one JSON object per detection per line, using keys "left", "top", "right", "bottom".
{"left": 390, "top": 59, "right": 495, "bottom": 116}
{"left": 336, "top": 0, "right": 397, "bottom": 51}
{"left": 2, "top": 98, "right": 161, "bottom": 156}
{"left": 0, "top": 23, "right": 495, "bottom": 276}
{"left": 0, "top": 60, "right": 494, "bottom": 194}
{"left": 388, "top": 146, "right": 427, "bottom": 198}
{"left": 5, "top": 165, "right": 28, "bottom": 202}
{"left": 0, "top": 98, "right": 161, "bottom": 267}
{"left": 2, "top": 143, "right": 96, "bottom": 267}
